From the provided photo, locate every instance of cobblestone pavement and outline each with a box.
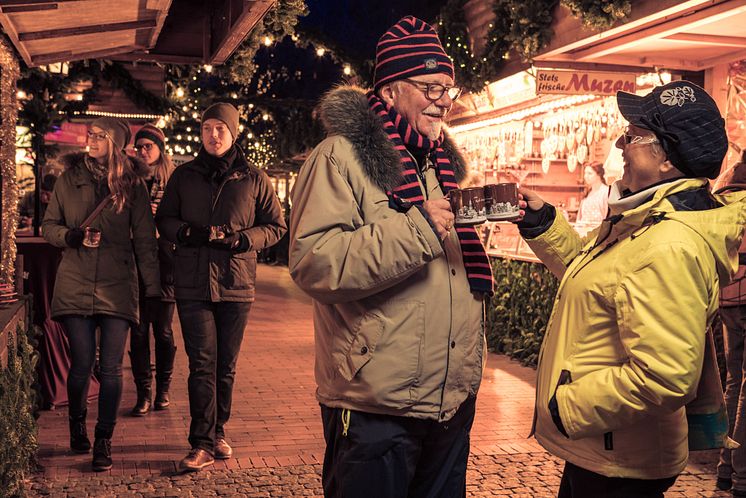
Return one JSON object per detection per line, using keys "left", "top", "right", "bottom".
{"left": 28, "top": 265, "right": 731, "bottom": 497}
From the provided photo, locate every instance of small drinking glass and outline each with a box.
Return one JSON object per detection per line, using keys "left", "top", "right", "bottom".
{"left": 82, "top": 227, "right": 101, "bottom": 248}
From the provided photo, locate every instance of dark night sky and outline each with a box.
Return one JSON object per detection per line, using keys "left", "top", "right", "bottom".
{"left": 248, "top": 1, "right": 448, "bottom": 102}
{"left": 298, "top": 0, "right": 447, "bottom": 65}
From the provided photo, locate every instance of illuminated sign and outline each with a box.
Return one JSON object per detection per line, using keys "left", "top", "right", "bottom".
{"left": 536, "top": 70, "right": 636, "bottom": 96}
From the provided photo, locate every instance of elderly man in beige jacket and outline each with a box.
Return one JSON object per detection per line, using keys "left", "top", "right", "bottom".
{"left": 289, "top": 15, "right": 492, "bottom": 498}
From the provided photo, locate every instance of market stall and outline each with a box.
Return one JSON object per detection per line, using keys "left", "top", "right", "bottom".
{"left": 447, "top": 69, "right": 653, "bottom": 261}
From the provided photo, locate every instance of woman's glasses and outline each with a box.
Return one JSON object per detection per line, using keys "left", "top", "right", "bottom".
{"left": 622, "top": 128, "right": 660, "bottom": 145}
{"left": 135, "top": 143, "right": 155, "bottom": 152}
{"left": 86, "top": 131, "right": 109, "bottom": 142}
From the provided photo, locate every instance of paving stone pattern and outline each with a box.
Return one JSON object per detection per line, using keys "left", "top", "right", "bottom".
{"left": 28, "top": 265, "right": 732, "bottom": 497}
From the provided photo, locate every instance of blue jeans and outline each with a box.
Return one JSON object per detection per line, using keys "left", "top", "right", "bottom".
{"left": 718, "top": 305, "right": 746, "bottom": 491}
{"left": 177, "top": 300, "right": 251, "bottom": 453}
{"left": 63, "top": 315, "right": 130, "bottom": 440}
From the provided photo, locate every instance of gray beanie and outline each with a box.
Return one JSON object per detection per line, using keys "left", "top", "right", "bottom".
{"left": 91, "top": 117, "right": 131, "bottom": 151}
{"left": 201, "top": 103, "right": 239, "bottom": 141}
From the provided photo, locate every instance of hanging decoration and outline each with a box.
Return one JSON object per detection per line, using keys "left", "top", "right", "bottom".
{"left": 0, "top": 36, "right": 20, "bottom": 285}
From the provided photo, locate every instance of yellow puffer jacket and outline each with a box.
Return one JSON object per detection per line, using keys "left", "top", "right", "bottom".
{"left": 526, "top": 178, "right": 746, "bottom": 479}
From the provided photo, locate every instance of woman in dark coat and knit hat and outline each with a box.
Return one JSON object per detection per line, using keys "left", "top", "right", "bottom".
{"left": 42, "top": 117, "right": 160, "bottom": 472}
{"left": 128, "top": 124, "right": 177, "bottom": 416}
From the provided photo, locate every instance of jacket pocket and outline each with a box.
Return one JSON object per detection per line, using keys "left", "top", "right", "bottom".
{"left": 96, "top": 246, "right": 134, "bottom": 285}
{"left": 173, "top": 247, "right": 199, "bottom": 288}
{"left": 549, "top": 369, "right": 572, "bottom": 437}
{"left": 337, "top": 301, "right": 425, "bottom": 407}
{"left": 226, "top": 250, "right": 256, "bottom": 290}
{"left": 337, "top": 313, "right": 384, "bottom": 382}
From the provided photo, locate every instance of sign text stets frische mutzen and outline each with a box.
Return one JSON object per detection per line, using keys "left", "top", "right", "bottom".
{"left": 536, "top": 70, "right": 636, "bottom": 96}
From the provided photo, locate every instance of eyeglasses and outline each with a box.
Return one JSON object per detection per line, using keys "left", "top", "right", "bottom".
{"left": 622, "top": 128, "right": 660, "bottom": 146}
{"left": 86, "top": 131, "right": 109, "bottom": 142}
{"left": 135, "top": 143, "right": 155, "bottom": 152}
{"left": 401, "top": 79, "right": 463, "bottom": 102}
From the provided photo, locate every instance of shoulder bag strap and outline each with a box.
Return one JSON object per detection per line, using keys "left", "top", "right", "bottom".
{"left": 80, "top": 196, "right": 113, "bottom": 229}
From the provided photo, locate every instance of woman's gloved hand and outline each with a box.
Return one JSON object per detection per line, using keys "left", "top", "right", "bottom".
{"left": 64, "top": 227, "right": 85, "bottom": 248}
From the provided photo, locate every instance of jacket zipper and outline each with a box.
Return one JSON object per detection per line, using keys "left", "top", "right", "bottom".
{"left": 409, "top": 150, "right": 452, "bottom": 417}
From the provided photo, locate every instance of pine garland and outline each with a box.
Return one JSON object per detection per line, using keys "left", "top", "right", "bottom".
{"left": 230, "top": 0, "right": 309, "bottom": 85}
{"left": 438, "top": 0, "right": 632, "bottom": 90}
{"left": 562, "top": 0, "right": 631, "bottom": 29}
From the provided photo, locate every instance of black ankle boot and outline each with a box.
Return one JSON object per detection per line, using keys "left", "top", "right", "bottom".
{"left": 154, "top": 344, "right": 175, "bottom": 411}
{"left": 154, "top": 389, "right": 170, "bottom": 410}
{"left": 69, "top": 410, "right": 91, "bottom": 454}
{"left": 130, "top": 386, "right": 152, "bottom": 416}
{"left": 92, "top": 438, "right": 112, "bottom": 471}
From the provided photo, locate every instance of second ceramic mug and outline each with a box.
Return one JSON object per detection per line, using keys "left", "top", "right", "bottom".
{"left": 484, "top": 182, "right": 520, "bottom": 221}
{"left": 449, "top": 187, "right": 486, "bottom": 226}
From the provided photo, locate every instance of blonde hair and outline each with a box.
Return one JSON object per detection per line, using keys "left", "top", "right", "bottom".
{"left": 149, "top": 147, "right": 175, "bottom": 187}
{"left": 102, "top": 137, "right": 142, "bottom": 213}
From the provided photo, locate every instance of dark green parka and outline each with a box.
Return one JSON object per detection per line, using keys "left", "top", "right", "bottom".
{"left": 42, "top": 153, "right": 160, "bottom": 324}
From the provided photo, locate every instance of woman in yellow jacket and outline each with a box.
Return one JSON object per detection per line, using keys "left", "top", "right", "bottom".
{"left": 517, "top": 81, "right": 746, "bottom": 497}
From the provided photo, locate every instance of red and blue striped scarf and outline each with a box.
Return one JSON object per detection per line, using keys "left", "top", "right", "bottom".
{"left": 367, "top": 91, "right": 493, "bottom": 294}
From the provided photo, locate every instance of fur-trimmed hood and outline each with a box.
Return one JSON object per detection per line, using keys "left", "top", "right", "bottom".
{"left": 318, "top": 85, "right": 468, "bottom": 193}
{"left": 60, "top": 151, "right": 151, "bottom": 178}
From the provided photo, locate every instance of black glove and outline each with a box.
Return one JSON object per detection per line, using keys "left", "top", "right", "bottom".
{"left": 64, "top": 227, "right": 85, "bottom": 249}
{"left": 548, "top": 393, "right": 569, "bottom": 438}
{"left": 208, "top": 229, "right": 250, "bottom": 252}
{"left": 176, "top": 223, "right": 210, "bottom": 247}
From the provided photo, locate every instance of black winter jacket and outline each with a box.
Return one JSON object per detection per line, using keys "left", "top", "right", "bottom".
{"left": 155, "top": 147, "right": 286, "bottom": 302}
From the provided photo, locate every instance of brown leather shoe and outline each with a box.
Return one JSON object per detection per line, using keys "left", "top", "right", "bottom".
{"left": 214, "top": 438, "right": 233, "bottom": 459}
{"left": 178, "top": 448, "right": 214, "bottom": 472}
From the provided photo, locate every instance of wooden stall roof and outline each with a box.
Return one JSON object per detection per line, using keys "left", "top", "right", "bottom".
{"left": 0, "top": 0, "right": 276, "bottom": 67}
{"left": 532, "top": 0, "right": 746, "bottom": 73}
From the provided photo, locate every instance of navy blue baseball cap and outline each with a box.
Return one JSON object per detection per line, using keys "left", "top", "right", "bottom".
{"left": 616, "top": 80, "right": 727, "bottom": 179}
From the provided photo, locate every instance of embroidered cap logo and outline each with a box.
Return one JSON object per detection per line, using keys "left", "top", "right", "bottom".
{"left": 660, "top": 86, "right": 697, "bottom": 107}
{"left": 424, "top": 58, "right": 437, "bottom": 70}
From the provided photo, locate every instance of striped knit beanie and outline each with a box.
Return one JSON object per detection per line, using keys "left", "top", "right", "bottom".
{"left": 373, "top": 16, "right": 455, "bottom": 92}
{"left": 134, "top": 124, "right": 166, "bottom": 153}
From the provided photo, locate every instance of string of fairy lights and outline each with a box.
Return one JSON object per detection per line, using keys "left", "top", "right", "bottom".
{"left": 0, "top": 36, "right": 20, "bottom": 285}
{"left": 163, "top": 38, "right": 341, "bottom": 168}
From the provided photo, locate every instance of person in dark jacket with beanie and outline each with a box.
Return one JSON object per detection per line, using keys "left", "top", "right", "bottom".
{"left": 129, "top": 124, "right": 178, "bottom": 416}
{"left": 43, "top": 117, "right": 160, "bottom": 472}
{"left": 156, "top": 102, "right": 287, "bottom": 472}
